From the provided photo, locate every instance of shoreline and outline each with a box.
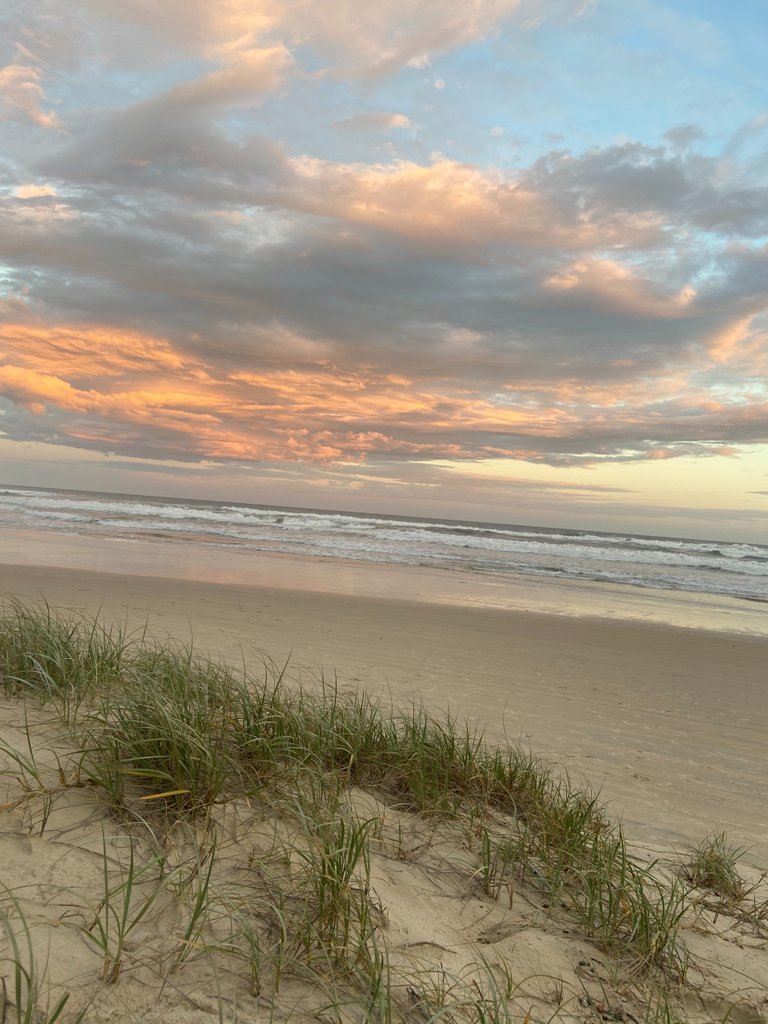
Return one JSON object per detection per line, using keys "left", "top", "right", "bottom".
{"left": 2, "top": 524, "right": 767, "bottom": 636}
{"left": 2, "top": 559, "right": 767, "bottom": 864}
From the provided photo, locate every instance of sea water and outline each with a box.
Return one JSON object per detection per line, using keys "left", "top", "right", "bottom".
{"left": 1, "top": 485, "right": 766, "bottom": 604}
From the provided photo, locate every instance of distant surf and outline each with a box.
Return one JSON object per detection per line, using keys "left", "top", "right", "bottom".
{"left": 1, "top": 485, "right": 766, "bottom": 603}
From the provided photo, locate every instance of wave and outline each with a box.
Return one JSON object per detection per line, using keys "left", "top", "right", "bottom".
{"left": 2, "top": 485, "right": 766, "bottom": 602}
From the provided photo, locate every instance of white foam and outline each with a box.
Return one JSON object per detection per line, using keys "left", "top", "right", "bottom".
{"left": 2, "top": 487, "right": 766, "bottom": 602}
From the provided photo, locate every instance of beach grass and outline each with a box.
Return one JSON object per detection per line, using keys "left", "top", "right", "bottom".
{"left": 681, "top": 832, "right": 752, "bottom": 905}
{"left": 0, "top": 599, "right": 765, "bottom": 1022}
{"left": 0, "top": 886, "right": 84, "bottom": 1024}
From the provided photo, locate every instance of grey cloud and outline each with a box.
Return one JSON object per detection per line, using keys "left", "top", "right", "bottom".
{"left": 527, "top": 143, "right": 768, "bottom": 238}
{"left": 707, "top": 244, "right": 768, "bottom": 304}
{"left": 0, "top": 168, "right": 762, "bottom": 394}
{"left": 2, "top": 1, "right": 92, "bottom": 73}
{"left": 39, "top": 86, "right": 768, "bottom": 260}
{"left": 662, "top": 124, "right": 704, "bottom": 151}
{"left": 528, "top": 143, "right": 692, "bottom": 211}
{"left": 687, "top": 185, "right": 768, "bottom": 238}
{"left": 2, "top": 66, "right": 767, "bottom": 471}
{"left": 40, "top": 105, "right": 290, "bottom": 194}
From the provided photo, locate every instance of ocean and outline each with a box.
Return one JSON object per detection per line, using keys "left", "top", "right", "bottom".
{"left": 1, "top": 484, "right": 766, "bottom": 605}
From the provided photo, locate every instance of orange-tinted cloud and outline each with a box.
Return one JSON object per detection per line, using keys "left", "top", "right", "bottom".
{"left": 706, "top": 315, "right": 767, "bottom": 366}
{"left": 93, "top": 0, "right": 532, "bottom": 73}
{"left": 13, "top": 184, "right": 58, "bottom": 198}
{"left": 2, "top": 320, "right": 767, "bottom": 468}
{"left": 543, "top": 258, "right": 697, "bottom": 316}
{"left": 0, "top": 64, "right": 58, "bottom": 127}
{"left": 2, "top": 0, "right": 767, "bottom": 482}
{"left": 0, "top": 365, "right": 103, "bottom": 412}
{"left": 285, "top": 158, "right": 664, "bottom": 250}
{"left": 1, "top": 325, "right": 189, "bottom": 378}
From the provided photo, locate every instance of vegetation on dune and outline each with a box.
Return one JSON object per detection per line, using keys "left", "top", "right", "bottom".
{"left": 0, "top": 599, "right": 765, "bottom": 1023}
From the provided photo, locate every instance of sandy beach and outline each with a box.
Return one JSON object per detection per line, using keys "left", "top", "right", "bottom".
{"left": 2, "top": 557, "right": 766, "bottom": 865}
{"left": 2, "top": 553, "right": 768, "bottom": 1022}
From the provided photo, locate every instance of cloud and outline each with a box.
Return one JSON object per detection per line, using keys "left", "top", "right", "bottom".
{"left": 277, "top": 0, "right": 527, "bottom": 75}
{"left": 1, "top": 314, "right": 767, "bottom": 469}
{"left": 273, "top": 156, "right": 668, "bottom": 253}
{"left": 13, "top": 183, "right": 58, "bottom": 198}
{"left": 542, "top": 257, "right": 697, "bottom": 317}
{"left": 85, "top": 0, "right": 535, "bottom": 74}
{"left": 5, "top": 132, "right": 768, "bottom": 430}
{"left": 526, "top": 142, "right": 768, "bottom": 238}
{"left": 662, "top": 124, "right": 704, "bottom": 151}
{"left": 1, "top": 1, "right": 766, "bottom": 492}
{"left": 0, "top": 64, "right": 58, "bottom": 127}
{"left": 147, "top": 45, "right": 292, "bottom": 111}
{"left": 83, "top": 0, "right": 277, "bottom": 60}
{"left": 0, "top": 324, "right": 188, "bottom": 377}
{"left": 0, "top": 365, "right": 101, "bottom": 413}
{"left": 45, "top": 131, "right": 768, "bottom": 270}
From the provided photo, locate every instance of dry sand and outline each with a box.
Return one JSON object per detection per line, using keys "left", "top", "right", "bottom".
{"left": 1, "top": 559, "right": 767, "bottom": 1023}
{"left": 2, "top": 560, "right": 766, "bottom": 863}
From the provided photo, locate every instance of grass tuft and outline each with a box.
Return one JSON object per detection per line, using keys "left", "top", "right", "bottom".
{"left": 681, "top": 831, "right": 751, "bottom": 905}
{"left": 0, "top": 599, "right": 130, "bottom": 721}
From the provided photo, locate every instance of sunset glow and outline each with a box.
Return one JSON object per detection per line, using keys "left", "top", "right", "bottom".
{"left": 1, "top": 1, "right": 766, "bottom": 539}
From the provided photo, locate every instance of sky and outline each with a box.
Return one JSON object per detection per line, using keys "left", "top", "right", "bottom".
{"left": 1, "top": 0, "right": 767, "bottom": 541}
